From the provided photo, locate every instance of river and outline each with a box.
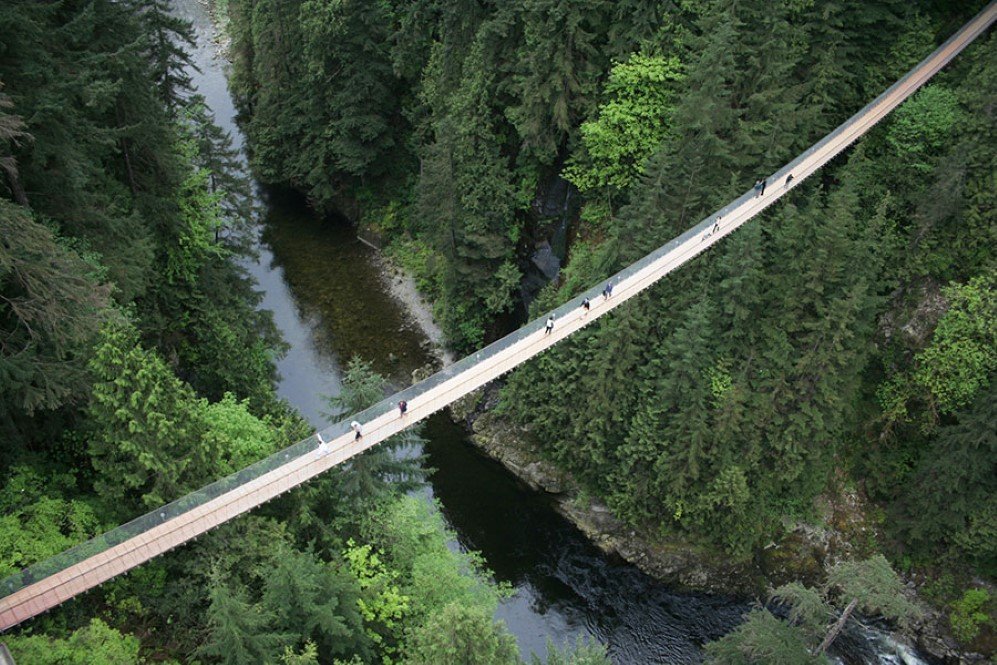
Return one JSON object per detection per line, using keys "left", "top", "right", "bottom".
{"left": 174, "top": 2, "right": 929, "bottom": 663}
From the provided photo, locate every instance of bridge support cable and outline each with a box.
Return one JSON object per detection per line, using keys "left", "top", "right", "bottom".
{"left": 1, "top": 0, "right": 994, "bottom": 632}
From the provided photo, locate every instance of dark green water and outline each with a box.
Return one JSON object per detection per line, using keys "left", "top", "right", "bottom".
{"left": 176, "top": 2, "right": 928, "bottom": 662}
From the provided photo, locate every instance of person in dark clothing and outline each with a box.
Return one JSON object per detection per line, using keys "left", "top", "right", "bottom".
{"left": 759, "top": 178, "right": 766, "bottom": 195}
{"left": 582, "top": 297, "right": 591, "bottom": 313}
{"left": 602, "top": 282, "right": 613, "bottom": 299}
{"left": 753, "top": 178, "right": 763, "bottom": 197}
{"left": 713, "top": 216, "right": 721, "bottom": 233}
{"left": 398, "top": 400, "right": 408, "bottom": 417}
{"left": 785, "top": 173, "right": 794, "bottom": 188}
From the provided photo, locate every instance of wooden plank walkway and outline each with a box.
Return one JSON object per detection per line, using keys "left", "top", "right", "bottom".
{"left": 2, "top": 0, "right": 994, "bottom": 633}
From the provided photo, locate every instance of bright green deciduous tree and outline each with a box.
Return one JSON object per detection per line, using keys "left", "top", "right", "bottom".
{"left": 565, "top": 54, "right": 683, "bottom": 192}
{"left": 3, "top": 618, "right": 142, "bottom": 665}
{"left": 202, "top": 392, "right": 279, "bottom": 475}
{"left": 0, "top": 467, "right": 103, "bottom": 579}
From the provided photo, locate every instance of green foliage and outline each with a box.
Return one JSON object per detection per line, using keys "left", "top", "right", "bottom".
{"left": 0, "top": 201, "right": 111, "bottom": 419}
{"left": 895, "top": 380, "right": 997, "bottom": 573}
{"left": 949, "top": 588, "right": 992, "bottom": 644}
{"left": 281, "top": 641, "right": 319, "bottom": 665}
{"left": 344, "top": 539, "right": 410, "bottom": 661}
{"left": 0, "top": 467, "right": 103, "bottom": 579}
{"left": 87, "top": 320, "right": 214, "bottom": 509}
{"left": 200, "top": 575, "right": 288, "bottom": 665}
{"left": 913, "top": 273, "right": 996, "bottom": 414}
{"left": 261, "top": 547, "right": 368, "bottom": 659}
{"left": 707, "top": 556, "right": 916, "bottom": 662}
{"left": 362, "top": 497, "right": 505, "bottom": 623}
{"left": 201, "top": 393, "right": 279, "bottom": 474}
{"left": 533, "top": 637, "right": 612, "bottom": 665}
{"left": 3, "top": 618, "right": 142, "bottom": 665}
{"left": 768, "top": 582, "right": 832, "bottom": 638}
{"left": 325, "top": 357, "right": 428, "bottom": 505}
{"left": 87, "top": 320, "right": 284, "bottom": 511}
{"left": 886, "top": 85, "right": 963, "bottom": 174}
{"left": 825, "top": 555, "right": 920, "bottom": 629}
{"left": 704, "top": 608, "right": 828, "bottom": 665}
{"left": 401, "top": 603, "right": 520, "bottom": 665}
{"left": 565, "top": 53, "right": 683, "bottom": 192}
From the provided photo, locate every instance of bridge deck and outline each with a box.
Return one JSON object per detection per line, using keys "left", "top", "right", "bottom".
{"left": 2, "top": 0, "right": 994, "bottom": 632}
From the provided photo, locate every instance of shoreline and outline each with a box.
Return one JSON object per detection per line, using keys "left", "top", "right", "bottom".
{"left": 371, "top": 251, "right": 455, "bottom": 369}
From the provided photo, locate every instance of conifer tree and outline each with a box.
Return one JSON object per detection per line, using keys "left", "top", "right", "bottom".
{"left": 261, "top": 547, "right": 369, "bottom": 660}
{"left": 0, "top": 202, "right": 111, "bottom": 420}
{"left": 325, "top": 358, "right": 427, "bottom": 506}
{"left": 201, "top": 575, "right": 287, "bottom": 665}
{"left": 508, "top": 0, "right": 608, "bottom": 164}
{"left": 86, "top": 321, "right": 216, "bottom": 510}
{"left": 0, "top": 81, "right": 30, "bottom": 205}
{"left": 127, "top": 0, "right": 198, "bottom": 114}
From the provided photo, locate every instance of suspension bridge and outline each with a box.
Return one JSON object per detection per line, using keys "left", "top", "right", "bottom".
{"left": 2, "top": 1, "right": 994, "bottom": 632}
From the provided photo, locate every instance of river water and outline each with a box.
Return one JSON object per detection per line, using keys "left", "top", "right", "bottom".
{"left": 175, "top": 2, "right": 929, "bottom": 663}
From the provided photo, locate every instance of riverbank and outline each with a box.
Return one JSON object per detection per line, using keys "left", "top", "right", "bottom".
{"left": 372, "top": 254, "right": 455, "bottom": 368}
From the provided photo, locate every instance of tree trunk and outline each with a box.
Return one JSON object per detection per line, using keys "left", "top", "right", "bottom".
{"left": 5, "top": 168, "right": 29, "bottom": 206}
{"left": 817, "top": 597, "right": 859, "bottom": 655}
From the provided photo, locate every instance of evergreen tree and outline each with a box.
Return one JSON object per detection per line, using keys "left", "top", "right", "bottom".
{"left": 127, "top": 0, "right": 199, "bottom": 114}
{"left": 200, "top": 574, "right": 288, "bottom": 665}
{"left": 0, "top": 80, "right": 30, "bottom": 205}
{"left": 325, "top": 357, "right": 427, "bottom": 506}
{"left": 181, "top": 96, "right": 255, "bottom": 251}
{"left": 261, "top": 547, "right": 369, "bottom": 660}
{"left": 898, "top": 380, "right": 997, "bottom": 573}
{"left": 402, "top": 602, "right": 520, "bottom": 665}
{"left": 0, "top": 202, "right": 110, "bottom": 422}
{"left": 705, "top": 556, "right": 918, "bottom": 663}
{"left": 86, "top": 320, "right": 214, "bottom": 510}
{"left": 508, "top": 0, "right": 608, "bottom": 164}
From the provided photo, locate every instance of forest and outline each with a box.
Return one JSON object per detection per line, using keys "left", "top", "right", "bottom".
{"left": 0, "top": 1, "right": 613, "bottom": 663}
{"left": 223, "top": 0, "right": 995, "bottom": 659}
{"left": 0, "top": 0, "right": 993, "bottom": 663}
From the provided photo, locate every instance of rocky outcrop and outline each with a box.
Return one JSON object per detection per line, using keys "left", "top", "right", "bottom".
{"left": 451, "top": 386, "right": 764, "bottom": 595}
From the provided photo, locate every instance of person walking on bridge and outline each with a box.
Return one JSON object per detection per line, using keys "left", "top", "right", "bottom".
{"left": 582, "top": 297, "right": 591, "bottom": 314}
{"left": 545, "top": 315, "right": 555, "bottom": 335}
{"left": 602, "top": 282, "right": 613, "bottom": 300}
{"left": 351, "top": 421, "right": 363, "bottom": 440}
{"left": 398, "top": 400, "right": 408, "bottom": 417}
{"left": 315, "top": 432, "right": 330, "bottom": 457}
{"left": 753, "top": 178, "right": 764, "bottom": 197}
{"left": 713, "top": 216, "right": 721, "bottom": 233}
